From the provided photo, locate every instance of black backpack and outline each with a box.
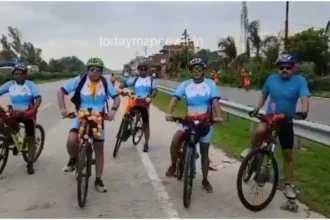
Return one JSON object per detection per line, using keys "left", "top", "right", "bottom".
{"left": 70, "top": 74, "right": 109, "bottom": 112}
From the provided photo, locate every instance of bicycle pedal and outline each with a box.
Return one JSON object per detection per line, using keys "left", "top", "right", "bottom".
{"left": 12, "top": 148, "right": 18, "bottom": 156}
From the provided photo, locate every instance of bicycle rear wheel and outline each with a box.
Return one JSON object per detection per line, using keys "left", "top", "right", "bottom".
{"left": 22, "top": 124, "right": 45, "bottom": 163}
{"left": 0, "top": 136, "right": 9, "bottom": 176}
{"left": 113, "top": 117, "right": 128, "bottom": 158}
{"left": 237, "top": 148, "right": 279, "bottom": 212}
{"left": 183, "top": 145, "right": 195, "bottom": 208}
{"left": 77, "top": 143, "right": 92, "bottom": 208}
{"left": 132, "top": 111, "right": 144, "bottom": 145}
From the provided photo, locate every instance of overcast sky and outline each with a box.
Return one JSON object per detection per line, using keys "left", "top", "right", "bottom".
{"left": 0, "top": 1, "right": 329, "bottom": 70}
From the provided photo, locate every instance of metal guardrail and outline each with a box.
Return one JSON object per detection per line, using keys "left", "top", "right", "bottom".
{"left": 157, "top": 85, "right": 330, "bottom": 146}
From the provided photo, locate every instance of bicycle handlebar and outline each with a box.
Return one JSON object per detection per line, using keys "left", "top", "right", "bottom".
{"left": 62, "top": 108, "right": 111, "bottom": 121}
{"left": 170, "top": 116, "right": 213, "bottom": 126}
{"left": 252, "top": 113, "right": 302, "bottom": 123}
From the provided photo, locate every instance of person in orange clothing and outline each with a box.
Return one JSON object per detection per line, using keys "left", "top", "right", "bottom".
{"left": 240, "top": 69, "right": 251, "bottom": 90}
{"left": 211, "top": 70, "right": 220, "bottom": 85}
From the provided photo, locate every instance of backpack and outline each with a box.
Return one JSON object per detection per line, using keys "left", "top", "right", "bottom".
{"left": 131, "top": 76, "right": 154, "bottom": 97}
{"left": 70, "top": 74, "right": 109, "bottom": 112}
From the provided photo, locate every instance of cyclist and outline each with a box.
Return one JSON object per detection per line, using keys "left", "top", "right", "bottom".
{"left": 165, "top": 58, "right": 223, "bottom": 193}
{"left": 110, "top": 73, "right": 116, "bottom": 87}
{"left": 57, "top": 57, "right": 120, "bottom": 193}
{"left": 246, "top": 53, "right": 310, "bottom": 205}
{"left": 119, "top": 62, "right": 158, "bottom": 153}
{"left": 0, "top": 63, "right": 42, "bottom": 175}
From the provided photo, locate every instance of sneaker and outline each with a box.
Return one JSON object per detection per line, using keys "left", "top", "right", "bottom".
{"left": 143, "top": 143, "right": 149, "bottom": 152}
{"left": 165, "top": 164, "right": 176, "bottom": 177}
{"left": 283, "top": 183, "right": 296, "bottom": 199}
{"left": 26, "top": 162, "right": 35, "bottom": 175}
{"left": 95, "top": 179, "right": 107, "bottom": 193}
{"left": 202, "top": 179, "right": 213, "bottom": 193}
{"left": 63, "top": 157, "right": 77, "bottom": 172}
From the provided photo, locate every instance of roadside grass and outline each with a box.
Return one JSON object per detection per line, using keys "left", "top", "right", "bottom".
{"left": 151, "top": 89, "right": 330, "bottom": 217}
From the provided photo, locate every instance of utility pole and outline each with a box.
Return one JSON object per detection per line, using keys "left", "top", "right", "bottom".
{"left": 284, "top": 1, "right": 289, "bottom": 52}
{"left": 181, "top": 29, "right": 191, "bottom": 68}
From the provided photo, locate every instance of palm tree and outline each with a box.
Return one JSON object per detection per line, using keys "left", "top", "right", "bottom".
{"left": 247, "top": 20, "right": 262, "bottom": 59}
{"left": 217, "top": 36, "right": 238, "bottom": 73}
{"left": 262, "top": 35, "right": 280, "bottom": 64}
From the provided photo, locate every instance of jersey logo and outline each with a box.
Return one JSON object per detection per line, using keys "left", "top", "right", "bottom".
{"left": 135, "top": 77, "right": 152, "bottom": 87}
{"left": 9, "top": 84, "right": 32, "bottom": 96}
{"left": 185, "top": 82, "right": 211, "bottom": 98}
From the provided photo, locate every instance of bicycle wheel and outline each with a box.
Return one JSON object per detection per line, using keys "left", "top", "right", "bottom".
{"left": 22, "top": 124, "right": 45, "bottom": 163}
{"left": 0, "top": 136, "right": 9, "bottom": 176}
{"left": 132, "top": 111, "right": 144, "bottom": 145}
{"left": 113, "top": 117, "right": 128, "bottom": 158}
{"left": 237, "top": 148, "right": 279, "bottom": 212}
{"left": 183, "top": 144, "right": 195, "bottom": 208}
{"left": 77, "top": 143, "right": 92, "bottom": 208}
{"left": 176, "top": 141, "right": 187, "bottom": 180}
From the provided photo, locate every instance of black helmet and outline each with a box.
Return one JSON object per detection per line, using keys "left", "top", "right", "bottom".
{"left": 188, "top": 58, "right": 206, "bottom": 70}
{"left": 275, "top": 53, "right": 296, "bottom": 65}
{"left": 137, "top": 62, "right": 148, "bottom": 70}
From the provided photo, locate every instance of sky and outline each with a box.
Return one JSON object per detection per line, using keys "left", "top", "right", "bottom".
{"left": 0, "top": 1, "right": 329, "bottom": 70}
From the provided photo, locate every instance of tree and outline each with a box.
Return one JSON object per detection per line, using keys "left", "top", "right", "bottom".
{"left": 195, "top": 49, "right": 210, "bottom": 64}
{"left": 7, "top": 26, "right": 23, "bottom": 60}
{"left": 287, "top": 28, "right": 330, "bottom": 76}
{"left": 0, "top": 34, "right": 15, "bottom": 61}
{"left": 262, "top": 35, "right": 280, "bottom": 65}
{"left": 247, "top": 20, "right": 262, "bottom": 59}
{"left": 217, "top": 36, "right": 237, "bottom": 73}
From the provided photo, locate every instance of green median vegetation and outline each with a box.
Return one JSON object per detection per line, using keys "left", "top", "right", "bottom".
{"left": 151, "top": 89, "right": 330, "bottom": 217}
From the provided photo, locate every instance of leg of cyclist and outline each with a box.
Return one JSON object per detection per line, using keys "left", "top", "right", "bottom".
{"left": 199, "top": 126, "right": 213, "bottom": 193}
{"left": 20, "top": 117, "right": 36, "bottom": 175}
{"left": 165, "top": 129, "right": 185, "bottom": 177}
{"left": 93, "top": 139, "right": 107, "bottom": 192}
{"left": 278, "top": 121, "right": 296, "bottom": 199}
{"left": 141, "top": 107, "right": 150, "bottom": 152}
{"left": 63, "top": 118, "right": 79, "bottom": 172}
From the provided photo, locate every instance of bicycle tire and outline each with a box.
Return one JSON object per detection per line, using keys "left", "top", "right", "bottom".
{"left": 183, "top": 145, "right": 195, "bottom": 208}
{"left": 77, "top": 144, "right": 92, "bottom": 208}
{"left": 176, "top": 141, "right": 186, "bottom": 180}
{"left": 22, "top": 124, "right": 45, "bottom": 163}
{"left": 0, "top": 136, "right": 9, "bottom": 176}
{"left": 237, "top": 148, "right": 279, "bottom": 212}
{"left": 113, "top": 117, "right": 127, "bottom": 158}
{"left": 132, "top": 111, "right": 144, "bottom": 145}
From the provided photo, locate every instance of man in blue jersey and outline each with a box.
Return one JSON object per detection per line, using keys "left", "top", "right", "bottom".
{"left": 248, "top": 53, "right": 310, "bottom": 203}
{"left": 57, "top": 57, "right": 120, "bottom": 193}
{"left": 0, "top": 63, "right": 42, "bottom": 175}
{"left": 165, "top": 58, "right": 223, "bottom": 193}
{"left": 119, "top": 62, "right": 158, "bottom": 153}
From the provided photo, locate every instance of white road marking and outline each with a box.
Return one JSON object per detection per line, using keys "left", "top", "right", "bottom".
{"left": 116, "top": 95, "right": 179, "bottom": 219}
{"left": 39, "top": 102, "right": 52, "bottom": 111}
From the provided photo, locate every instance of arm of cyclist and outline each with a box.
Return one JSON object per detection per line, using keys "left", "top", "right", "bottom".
{"left": 23, "top": 81, "right": 42, "bottom": 117}
{"left": 295, "top": 76, "right": 311, "bottom": 120}
{"left": 57, "top": 76, "right": 80, "bottom": 117}
{"left": 119, "top": 76, "right": 136, "bottom": 89}
{"left": 106, "top": 77, "right": 121, "bottom": 121}
{"left": 209, "top": 80, "right": 223, "bottom": 122}
{"left": 146, "top": 78, "right": 158, "bottom": 104}
{"left": 0, "top": 81, "right": 12, "bottom": 111}
{"left": 165, "top": 82, "right": 186, "bottom": 121}
{"left": 249, "top": 76, "right": 270, "bottom": 116}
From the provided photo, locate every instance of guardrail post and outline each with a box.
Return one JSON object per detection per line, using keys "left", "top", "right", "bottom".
{"left": 250, "top": 121, "right": 256, "bottom": 132}
{"left": 293, "top": 135, "right": 302, "bottom": 149}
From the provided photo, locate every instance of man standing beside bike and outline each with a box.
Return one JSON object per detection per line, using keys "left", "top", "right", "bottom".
{"left": 0, "top": 63, "right": 42, "bottom": 175}
{"left": 165, "top": 58, "right": 223, "bottom": 193}
{"left": 246, "top": 53, "right": 310, "bottom": 210}
{"left": 57, "top": 57, "right": 120, "bottom": 193}
{"left": 119, "top": 62, "right": 158, "bottom": 153}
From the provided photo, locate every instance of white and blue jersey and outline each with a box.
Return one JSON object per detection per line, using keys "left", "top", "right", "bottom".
{"left": 0, "top": 80, "right": 40, "bottom": 110}
{"left": 173, "top": 78, "right": 221, "bottom": 143}
{"left": 124, "top": 76, "right": 157, "bottom": 98}
{"left": 61, "top": 75, "right": 119, "bottom": 140}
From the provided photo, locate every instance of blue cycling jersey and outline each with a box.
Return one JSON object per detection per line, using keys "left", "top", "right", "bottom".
{"left": 61, "top": 75, "right": 119, "bottom": 112}
{"left": 262, "top": 74, "right": 311, "bottom": 116}
{"left": 173, "top": 78, "right": 221, "bottom": 115}
{"left": 0, "top": 80, "right": 40, "bottom": 110}
{"left": 124, "top": 76, "right": 157, "bottom": 98}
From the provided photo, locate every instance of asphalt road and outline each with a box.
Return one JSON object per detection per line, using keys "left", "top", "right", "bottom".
{"left": 0, "top": 79, "right": 324, "bottom": 218}
{"left": 156, "top": 79, "right": 330, "bottom": 126}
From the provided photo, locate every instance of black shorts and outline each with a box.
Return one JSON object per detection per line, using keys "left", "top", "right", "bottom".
{"left": 133, "top": 106, "right": 149, "bottom": 124}
{"left": 277, "top": 120, "right": 294, "bottom": 150}
{"left": 16, "top": 117, "right": 35, "bottom": 137}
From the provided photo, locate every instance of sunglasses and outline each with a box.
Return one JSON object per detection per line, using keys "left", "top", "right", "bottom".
{"left": 139, "top": 68, "right": 147, "bottom": 71}
{"left": 279, "top": 66, "right": 293, "bottom": 71}
{"left": 88, "top": 66, "right": 102, "bottom": 72}
{"left": 192, "top": 67, "right": 203, "bottom": 72}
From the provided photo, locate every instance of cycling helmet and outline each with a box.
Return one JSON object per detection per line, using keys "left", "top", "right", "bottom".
{"left": 12, "top": 63, "right": 28, "bottom": 74}
{"left": 86, "top": 57, "right": 104, "bottom": 68}
{"left": 137, "top": 62, "right": 148, "bottom": 70}
{"left": 275, "top": 53, "right": 296, "bottom": 65}
{"left": 189, "top": 57, "right": 206, "bottom": 70}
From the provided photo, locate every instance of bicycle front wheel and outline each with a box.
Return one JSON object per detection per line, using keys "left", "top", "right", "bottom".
{"left": 183, "top": 145, "right": 195, "bottom": 208}
{"left": 0, "top": 136, "right": 9, "bottom": 176}
{"left": 77, "top": 144, "right": 92, "bottom": 208}
{"left": 22, "top": 124, "right": 45, "bottom": 163}
{"left": 132, "top": 111, "right": 144, "bottom": 145}
{"left": 237, "top": 148, "right": 279, "bottom": 212}
{"left": 113, "top": 117, "right": 128, "bottom": 158}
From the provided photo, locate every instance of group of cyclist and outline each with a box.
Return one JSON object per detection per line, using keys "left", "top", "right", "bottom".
{"left": 0, "top": 53, "right": 310, "bottom": 204}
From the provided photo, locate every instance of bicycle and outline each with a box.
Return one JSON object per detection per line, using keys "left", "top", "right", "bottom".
{"left": 112, "top": 90, "right": 145, "bottom": 158}
{"left": 64, "top": 108, "right": 110, "bottom": 208}
{"left": 169, "top": 116, "right": 213, "bottom": 208}
{"left": 236, "top": 113, "right": 301, "bottom": 212}
{"left": 0, "top": 105, "right": 45, "bottom": 176}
